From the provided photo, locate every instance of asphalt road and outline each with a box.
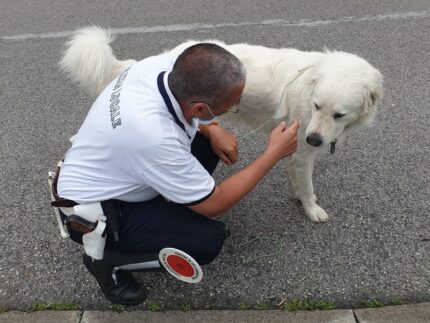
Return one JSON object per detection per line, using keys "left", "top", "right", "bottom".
{"left": 1, "top": 0, "right": 429, "bottom": 310}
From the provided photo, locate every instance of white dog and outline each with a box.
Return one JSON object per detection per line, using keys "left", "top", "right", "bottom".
{"left": 60, "top": 27, "right": 383, "bottom": 223}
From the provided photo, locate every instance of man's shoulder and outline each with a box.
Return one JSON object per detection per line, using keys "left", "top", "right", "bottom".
{"left": 125, "top": 110, "right": 185, "bottom": 145}
{"left": 133, "top": 52, "right": 176, "bottom": 72}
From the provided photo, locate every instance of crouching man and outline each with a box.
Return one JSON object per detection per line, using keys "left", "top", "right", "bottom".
{"left": 54, "top": 43, "right": 299, "bottom": 305}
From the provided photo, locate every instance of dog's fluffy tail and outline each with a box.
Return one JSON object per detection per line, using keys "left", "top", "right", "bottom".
{"left": 59, "top": 26, "right": 136, "bottom": 97}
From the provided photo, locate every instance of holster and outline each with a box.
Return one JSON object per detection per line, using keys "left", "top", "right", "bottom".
{"left": 66, "top": 215, "right": 97, "bottom": 234}
{"left": 59, "top": 202, "right": 108, "bottom": 260}
{"left": 49, "top": 160, "right": 121, "bottom": 260}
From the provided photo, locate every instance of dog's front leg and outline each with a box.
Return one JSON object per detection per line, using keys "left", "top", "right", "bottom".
{"left": 286, "top": 153, "right": 329, "bottom": 223}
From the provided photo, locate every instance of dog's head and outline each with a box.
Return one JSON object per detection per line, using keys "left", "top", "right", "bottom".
{"left": 305, "top": 52, "right": 383, "bottom": 147}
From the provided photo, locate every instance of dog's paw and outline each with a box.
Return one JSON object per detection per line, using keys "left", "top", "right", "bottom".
{"left": 303, "top": 204, "right": 329, "bottom": 223}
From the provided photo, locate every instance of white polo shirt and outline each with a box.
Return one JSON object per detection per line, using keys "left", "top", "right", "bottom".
{"left": 58, "top": 53, "right": 215, "bottom": 205}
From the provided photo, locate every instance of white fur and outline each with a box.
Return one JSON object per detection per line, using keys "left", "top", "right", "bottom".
{"left": 60, "top": 26, "right": 383, "bottom": 223}
{"left": 59, "top": 26, "right": 135, "bottom": 97}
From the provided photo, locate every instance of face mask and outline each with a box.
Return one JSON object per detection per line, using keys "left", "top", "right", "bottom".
{"left": 198, "top": 116, "right": 216, "bottom": 122}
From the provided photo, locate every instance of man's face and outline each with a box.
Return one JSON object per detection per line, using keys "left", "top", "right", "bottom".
{"left": 211, "top": 81, "right": 245, "bottom": 116}
{"left": 187, "top": 81, "right": 245, "bottom": 122}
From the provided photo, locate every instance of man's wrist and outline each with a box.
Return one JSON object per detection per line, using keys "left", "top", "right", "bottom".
{"left": 262, "top": 147, "right": 282, "bottom": 166}
{"left": 199, "top": 120, "right": 220, "bottom": 138}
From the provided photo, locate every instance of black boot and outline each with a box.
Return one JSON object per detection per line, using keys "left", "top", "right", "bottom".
{"left": 83, "top": 253, "right": 146, "bottom": 306}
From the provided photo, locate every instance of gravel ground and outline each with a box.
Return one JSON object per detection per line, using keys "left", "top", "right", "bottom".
{"left": 0, "top": 0, "right": 429, "bottom": 310}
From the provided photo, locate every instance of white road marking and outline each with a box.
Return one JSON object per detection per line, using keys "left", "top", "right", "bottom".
{"left": 2, "top": 10, "right": 429, "bottom": 41}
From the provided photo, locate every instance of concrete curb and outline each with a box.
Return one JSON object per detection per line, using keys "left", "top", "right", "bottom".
{"left": 82, "top": 309, "right": 355, "bottom": 322}
{"left": 0, "top": 310, "right": 82, "bottom": 323}
{"left": 355, "top": 303, "right": 430, "bottom": 323}
{"left": 1, "top": 303, "right": 430, "bottom": 323}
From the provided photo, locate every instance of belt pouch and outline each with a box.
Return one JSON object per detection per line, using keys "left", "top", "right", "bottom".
{"left": 82, "top": 220, "right": 107, "bottom": 260}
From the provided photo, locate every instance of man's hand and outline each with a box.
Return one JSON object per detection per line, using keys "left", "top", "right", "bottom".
{"left": 206, "top": 125, "right": 238, "bottom": 166}
{"left": 265, "top": 120, "right": 300, "bottom": 161}
{"left": 190, "top": 120, "right": 300, "bottom": 218}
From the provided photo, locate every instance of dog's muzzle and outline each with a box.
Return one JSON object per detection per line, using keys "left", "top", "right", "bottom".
{"left": 306, "top": 133, "right": 323, "bottom": 147}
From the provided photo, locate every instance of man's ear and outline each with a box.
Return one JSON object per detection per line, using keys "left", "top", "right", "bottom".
{"left": 190, "top": 103, "right": 207, "bottom": 118}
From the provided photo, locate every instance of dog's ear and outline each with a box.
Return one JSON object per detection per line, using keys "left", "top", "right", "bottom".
{"left": 363, "top": 68, "right": 384, "bottom": 114}
{"left": 370, "top": 92, "right": 377, "bottom": 106}
{"left": 347, "top": 69, "right": 383, "bottom": 131}
{"left": 308, "top": 75, "right": 319, "bottom": 99}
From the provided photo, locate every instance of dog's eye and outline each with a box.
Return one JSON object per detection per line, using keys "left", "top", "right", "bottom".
{"left": 333, "top": 113, "right": 346, "bottom": 119}
{"left": 314, "top": 103, "right": 320, "bottom": 111}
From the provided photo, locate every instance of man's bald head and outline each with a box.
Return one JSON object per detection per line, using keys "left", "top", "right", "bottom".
{"left": 168, "top": 43, "right": 246, "bottom": 107}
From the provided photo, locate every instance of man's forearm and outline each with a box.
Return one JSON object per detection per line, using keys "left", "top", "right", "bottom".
{"left": 190, "top": 121, "right": 299, "bottom": 218}
{"left": 191, "top": 149, "right": 279, "bottom": 217}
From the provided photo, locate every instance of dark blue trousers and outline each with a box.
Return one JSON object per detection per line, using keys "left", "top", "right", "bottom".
{"left": 68, "top": 132, "right": 227, "bottom": 265}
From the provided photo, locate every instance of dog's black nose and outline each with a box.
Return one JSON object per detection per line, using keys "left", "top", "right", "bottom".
{"left": 306, "top": 133, "right": 323, "bottom": 146}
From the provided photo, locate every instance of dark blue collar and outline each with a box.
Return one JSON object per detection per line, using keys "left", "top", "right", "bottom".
{"left": 157, "top": 71, "right": 191, "bottom": 139}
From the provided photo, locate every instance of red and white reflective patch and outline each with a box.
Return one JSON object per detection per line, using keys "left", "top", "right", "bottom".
{"left": 159, "top": 248, "right": 203, "bottom": 283}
